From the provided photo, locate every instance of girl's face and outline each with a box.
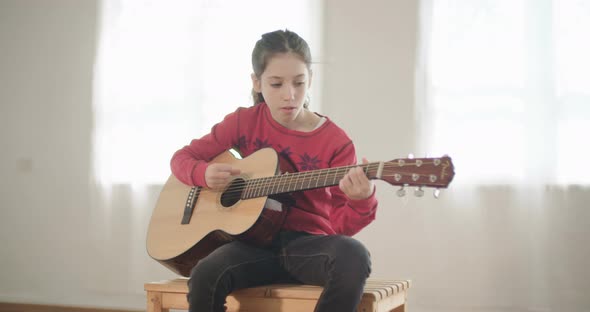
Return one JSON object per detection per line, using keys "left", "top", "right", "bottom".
{"left": 252, "top": 52, "right": 312, "bottom": 129}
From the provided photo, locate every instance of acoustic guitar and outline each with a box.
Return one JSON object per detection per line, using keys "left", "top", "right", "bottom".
{"left": 146, "top": 148, "right": 455, "bottom": 277}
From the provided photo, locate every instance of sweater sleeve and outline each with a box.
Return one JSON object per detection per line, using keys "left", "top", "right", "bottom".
{"left": 170, "top": 109, "right": 241, "bottom": 186}
{"left": 328, "top": 142, "right": 378, "bottom": 236}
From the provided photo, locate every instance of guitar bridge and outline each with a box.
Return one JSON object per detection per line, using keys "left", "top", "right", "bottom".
{"left": 181, "top": 187, "right": 201, "bottom": 224}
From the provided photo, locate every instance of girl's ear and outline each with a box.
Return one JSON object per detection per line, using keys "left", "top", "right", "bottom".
{"left": 251, "top": 73, "right": 261, "bottom": 92}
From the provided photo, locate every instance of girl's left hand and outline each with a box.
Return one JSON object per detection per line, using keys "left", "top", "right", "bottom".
{"left": 339, "top": 157, "right": 375, "bottom": 200}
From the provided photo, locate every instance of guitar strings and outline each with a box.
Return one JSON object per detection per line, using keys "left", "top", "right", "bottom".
{"left": 217, "top": 169, "right": 442, "bottom": 202}
{"left": 220, "top": 163, "right": 441, "bottom": 193}
{"left": 218, "top": 159, "right": 447, "bottom": 197}
{"left": 219, "top": 163, "right": 439, "bottom": 195}
{"left": 215, "top": 164, "right": 375, "bottom": 200}
{"left": 214, "top": 162, "right": 444, "bottom": 201}
{"left": 219, "top": 159, "right": 446, "bottom": 194}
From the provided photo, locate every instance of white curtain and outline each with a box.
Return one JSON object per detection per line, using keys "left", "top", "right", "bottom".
{"left": 415, "top": 1, "right": 590, "bottom": 311}
{"left": 94, "top": 0, "right": 323, "bottom": 185}
{"left": 90, "top": 0, "right": 322, "bottom": 305}
{"left": 417, "top": 0, "right": 589, "bottom": 186}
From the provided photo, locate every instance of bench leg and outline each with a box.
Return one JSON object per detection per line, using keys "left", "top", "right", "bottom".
{"left": 147, "top": 291, "right": 169, "bottom": 312}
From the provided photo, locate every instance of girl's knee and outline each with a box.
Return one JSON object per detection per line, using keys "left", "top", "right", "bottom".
{"left": 188, "top": 257, "right": 231, "bottom": 295}
{"left": 333, "top": 236, "right": 371, "bottom": 274}
{"left": 338, "top": 237, "right": 370, "bottom": 259}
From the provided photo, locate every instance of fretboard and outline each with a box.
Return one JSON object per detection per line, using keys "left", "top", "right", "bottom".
{"left": 241, "top": 163, "right": 380, "bottom": 199}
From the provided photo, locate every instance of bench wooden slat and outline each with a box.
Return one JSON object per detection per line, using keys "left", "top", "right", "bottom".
{"left": 145, "top": 278, "right": 411, "bottom": 312}
{"left": 144, "top": 278, "right": 411, "bottom": 297}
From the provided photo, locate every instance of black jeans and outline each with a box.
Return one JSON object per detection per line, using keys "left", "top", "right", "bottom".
{"left": 187, "top": 231, "right": 372, "bottom": 312}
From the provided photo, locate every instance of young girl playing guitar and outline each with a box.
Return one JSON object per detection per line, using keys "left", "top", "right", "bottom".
{"left": 171, "top": 29, "right": 377, "bottom": 312}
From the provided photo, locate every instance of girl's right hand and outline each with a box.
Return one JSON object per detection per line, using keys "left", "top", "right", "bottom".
{"left": 204, "top": 163, "right": 241, "bottom": 191}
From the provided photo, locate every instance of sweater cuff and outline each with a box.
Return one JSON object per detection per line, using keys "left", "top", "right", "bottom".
{"left": 347, "top": 186, "right": 377, "bottom": 215}
{"left": 192, "top": 161, "right": 210, "bottom": 187}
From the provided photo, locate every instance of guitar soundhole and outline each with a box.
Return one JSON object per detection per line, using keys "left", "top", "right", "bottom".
{"left": 220, "top": 178, "right": 246, "bottom": 207}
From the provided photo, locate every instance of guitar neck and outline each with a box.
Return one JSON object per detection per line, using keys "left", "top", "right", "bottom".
{"left": 241, "top": 163, "right": 381, "bottom": 199}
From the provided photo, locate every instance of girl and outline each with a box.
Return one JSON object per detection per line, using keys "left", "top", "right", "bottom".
{"left": 171, "top": 29, "right": 378, "bottom": 312}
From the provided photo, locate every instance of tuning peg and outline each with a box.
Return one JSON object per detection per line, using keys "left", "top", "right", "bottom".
{"left": 433, "top": 188, "right": 441, "bottom": 199}
{"left": 414, "top": 187, "right": 424, "bottom": 197}
{"left": 397, "top": 186, "right": 406, "bottom": 197}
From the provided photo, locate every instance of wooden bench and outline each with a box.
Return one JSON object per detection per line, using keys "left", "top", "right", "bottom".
{"left": 145, "top": 278, "right": 411, "bottom": 312}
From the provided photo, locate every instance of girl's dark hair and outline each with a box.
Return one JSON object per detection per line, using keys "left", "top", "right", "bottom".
{"left": 251, "top": 29, "right": 312, "bottom": 107}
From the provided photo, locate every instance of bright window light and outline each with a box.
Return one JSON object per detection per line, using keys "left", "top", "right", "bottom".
{"left": 93, "top": 0, "right": 322, "bottom": 185}
{"left": 420, "top": 0, "right": 590, "bottom": 185}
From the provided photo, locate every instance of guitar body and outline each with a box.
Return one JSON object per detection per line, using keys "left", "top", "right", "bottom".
{"left": 146, "top": 148, "right": 286, "bottom": 277}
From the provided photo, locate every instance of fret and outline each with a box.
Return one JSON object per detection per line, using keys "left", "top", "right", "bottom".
{"left": 254, "top": 177, "right": 263, "bottom": 198}
{"left": 269, "top": 175, "right": 277, "bottom": 195}
{"left": 263, "top": 176, "right": 272, "bottom": 196}
{"left": 316, "top": 171, "right": 321, "bottom": 188}
{"left": 243, "top": 181, "right": 250, "bottom": 199}
{"left": 274, "top": 174, "right": 281, "bottom": 194}
{"left": 286, "top": 175, "right": 291, "bottom": 192}
{"left": 280, "top": 173, "right": 287, "bottom": 193}
{"left": 287, "top": 173, "right": 296, "bottom": 193}
{"left": 300, "top": 172, "right": 307, "bottom": 190}
{"left": 293, "top": 172, "right": 301, "bottom": 192}
{"left": 260, "top": 176, "right": 270, "bottom": 197}
{"left": 289, "top": 173, "right": 301, "bottom": 191}
{"left": 282, "top": 175, "right": 289, "bottom": 194}
{"left": 243, "top": 179, "right": 251, "bottom": 199}
{"left": 268, "top": 176, "right": 276, "bottom": 195}
{"left": 256, "top": 177, "right": 264, "bottom": 197}
{"left": 252, "top": 177, "right": 260, "bottom": 198}
{"left": 248, "top": 178, "right": 255, "bottom": 199}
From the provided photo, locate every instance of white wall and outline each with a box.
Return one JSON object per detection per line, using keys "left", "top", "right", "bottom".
{"left": 1, "top": 0, "right": 93, "bottom": 302}
{"left": 1, "top": 1, "right": 588, "bottom": 311}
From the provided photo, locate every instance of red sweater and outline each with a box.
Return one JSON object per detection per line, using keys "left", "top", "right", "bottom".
{"left": 170, "top": 103, "right": 377, "bottom": 236}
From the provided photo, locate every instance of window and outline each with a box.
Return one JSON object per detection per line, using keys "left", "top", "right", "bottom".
{"left": 418, "top": 0, "right": 590, "bottom": 185}
{"left": 93, "top": 0, "right": 322, "bottom": 185}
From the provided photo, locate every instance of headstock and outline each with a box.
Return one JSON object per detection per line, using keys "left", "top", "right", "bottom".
{"left": 377, "top": 155, "right": 455, "bottom": 197}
